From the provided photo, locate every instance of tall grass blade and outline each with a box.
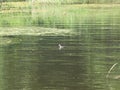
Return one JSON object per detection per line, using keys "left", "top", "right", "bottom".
{"left": 106, "top": 63, "right": 118, "bottom": 78}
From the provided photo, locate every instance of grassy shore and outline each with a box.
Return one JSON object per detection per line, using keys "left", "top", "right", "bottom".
{"left": 0, "top": 27, "right": 75, "bottom": 36}
{"left": 0, "top": 2, "right": 120, "bottom": 29}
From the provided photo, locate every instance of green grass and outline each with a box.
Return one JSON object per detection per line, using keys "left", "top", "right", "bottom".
{"left": 31, "top": 4, "right": 120, "bottom": 29}
{"left": 0, "top": 13, "right": 31, "bottom": 26}
{"left": 0, "top": 2, "right": 120, "bottom": 29}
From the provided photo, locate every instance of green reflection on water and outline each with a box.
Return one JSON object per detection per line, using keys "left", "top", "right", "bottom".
{"left": 0, "top": 26, "right": 119, "bottom": 90}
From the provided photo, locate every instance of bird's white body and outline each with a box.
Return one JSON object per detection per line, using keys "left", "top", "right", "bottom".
{"left": 58, "top": 44, "right": 64, "bottom": 50}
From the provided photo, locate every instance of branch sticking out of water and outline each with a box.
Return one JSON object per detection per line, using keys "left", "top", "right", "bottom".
{"left": 106, "top": 63, "right": 118, "bottom": 78}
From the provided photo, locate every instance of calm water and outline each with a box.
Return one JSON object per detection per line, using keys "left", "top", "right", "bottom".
{"left": 0, "top": 27, "right": 120, "bottom": 90}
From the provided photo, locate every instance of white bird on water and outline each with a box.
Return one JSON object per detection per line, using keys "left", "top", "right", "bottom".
{"left": 58, "top": 44, "right": 64, "bottom": 50}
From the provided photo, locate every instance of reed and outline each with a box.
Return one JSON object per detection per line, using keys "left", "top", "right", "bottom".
{"left": 0, "top": 1, "right": 120, "bottom": 29}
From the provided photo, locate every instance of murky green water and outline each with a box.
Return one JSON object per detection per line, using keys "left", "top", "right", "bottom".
{"left": 0, "top": 26, "right": 120, "bottom": 90}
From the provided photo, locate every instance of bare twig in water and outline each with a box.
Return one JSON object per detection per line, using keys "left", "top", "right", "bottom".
{"left": 106, "top": 63, "right": 118, "bottom": 78}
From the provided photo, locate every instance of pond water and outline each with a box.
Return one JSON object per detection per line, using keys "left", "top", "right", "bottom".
{"left": 0, "top": 26, "right": 120, "bottom": 90}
